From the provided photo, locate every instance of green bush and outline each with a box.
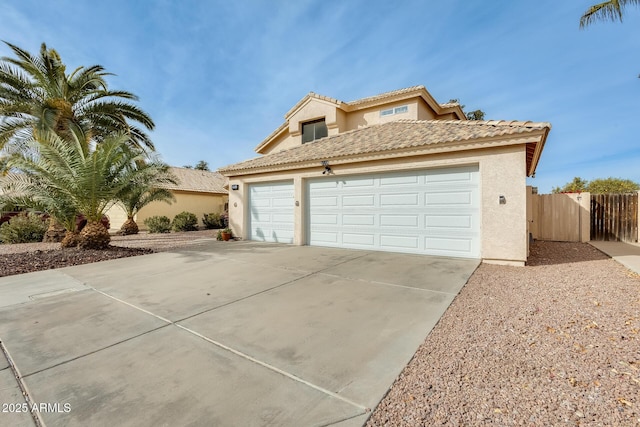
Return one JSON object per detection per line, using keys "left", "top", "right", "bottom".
{"left": 172, "top": 211, "right": 198, "bottom": 232}
{"left": 144, "top": 215, "right": 171, "bottom": 233}
{"left": 0, "top": 213, "right": 48, "bottom": 244}
{"left": 202, "top": 212, "right": 224, "bottom": 229}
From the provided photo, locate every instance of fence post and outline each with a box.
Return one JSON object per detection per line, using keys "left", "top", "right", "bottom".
{"left": 579, "top": 192, "right": 590, "bottom": 242}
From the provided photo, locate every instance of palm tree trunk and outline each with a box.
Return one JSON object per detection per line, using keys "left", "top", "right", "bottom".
{"left": 43, "top": 217, "right": 66, "bottom": 243}
{"left": 61, "top": 230, "right": 80, "bottom": 248}
{"left": 119, "top": 216, "right": 139, "bottom": 235}
{"left": 79, "top": 220, "right": 111, "bottom": 249}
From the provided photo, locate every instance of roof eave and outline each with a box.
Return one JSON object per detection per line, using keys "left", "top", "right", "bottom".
{"left": 221, "top": 134, "right": 544, "bottom": 177}
{"left": 254, "top": 122, "right": 288, "bottom": 153}
{"left": 527, "top": 126, "right": 551, "bottom": 177}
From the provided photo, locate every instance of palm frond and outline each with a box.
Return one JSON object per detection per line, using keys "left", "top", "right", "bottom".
{"left": 580, "top": 0, "right": 640, "bottom": 27}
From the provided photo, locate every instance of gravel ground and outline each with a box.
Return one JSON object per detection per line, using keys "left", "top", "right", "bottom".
{"left": 0, "top": 230, "right": 216, "bottom": 277}
{"left": 367, "top": 241, "right": 640, "bottom": 426}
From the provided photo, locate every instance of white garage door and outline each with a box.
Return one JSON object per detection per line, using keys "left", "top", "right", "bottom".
{"left": 307, "top": 166, "right": 480, "bottom": 258}
{"left": 248, "top": 182, "right": 295, "bottom": 243}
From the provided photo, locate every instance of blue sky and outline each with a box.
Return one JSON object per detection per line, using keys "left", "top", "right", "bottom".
{"left": 1, "top": 0, "right": 639, "bottom": 193}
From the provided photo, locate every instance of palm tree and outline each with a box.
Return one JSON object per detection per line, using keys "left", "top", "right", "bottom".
{"left": 116, "top": 162, "right": 177, "bottom": 235}
{"left": 0, "top": 129, "right": 149, "bottom": 249}
{"left": 580, "top": 0, "right": 640, "bottom": 27}
{"left": 0, "top": 41, "right": 155, "bottom": 151}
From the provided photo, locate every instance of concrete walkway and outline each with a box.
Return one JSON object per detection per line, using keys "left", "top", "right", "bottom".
{"left": 0, "top": 241, "right": 479, "bottom": 427}
{"left": 589, "top": 240, "right": 640, "bottom": 274}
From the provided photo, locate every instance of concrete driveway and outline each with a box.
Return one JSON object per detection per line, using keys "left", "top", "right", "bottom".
{"left": 0, "top": 241, "right": 478, "bottom": 427}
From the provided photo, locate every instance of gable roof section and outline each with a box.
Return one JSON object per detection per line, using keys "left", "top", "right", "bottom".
{"left": 255, "top": 85, "right": 466, "bottom": 153}
{"left": 221, "top": 120, "right": 551, "bottom": 177}
{"left": 161, "top": 167, "right": 228, "bottom": 194}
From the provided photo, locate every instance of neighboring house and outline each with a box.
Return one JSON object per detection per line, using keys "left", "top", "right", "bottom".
{"left": 219, "top": 85, "right": 550, "bottom": 266}
{"left": 107, "top": 167, "right": 228, "bottom": 231}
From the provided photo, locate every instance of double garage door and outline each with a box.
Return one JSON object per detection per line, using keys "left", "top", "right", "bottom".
{"left": 248, "top": 166, "right": 480, "bottom": 258}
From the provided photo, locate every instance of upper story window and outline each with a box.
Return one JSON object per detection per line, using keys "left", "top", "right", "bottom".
{"left": 380, "top": 105, "right": 408, "bottom": 117}
{"left": 302, "top": 119, "right": 328, "bottom": 143}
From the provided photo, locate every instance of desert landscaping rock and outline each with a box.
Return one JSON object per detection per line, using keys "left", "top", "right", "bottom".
{"left": 0, "top": 230, "right": 215, "bottom": 277}
{"left": 367, "top": 241, "right": 640, "bottom": 426}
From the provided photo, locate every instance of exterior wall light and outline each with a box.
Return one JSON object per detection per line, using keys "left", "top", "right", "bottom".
{"left": 321, "top": 160, "right": 332, "bottom": 175}
{"left": 499, "top": 195, "right": 506, "bottom": 204}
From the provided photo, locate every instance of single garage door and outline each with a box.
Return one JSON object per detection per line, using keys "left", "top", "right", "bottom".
{"left": 307, "top": 166, "right": 480, "bottom": 258}
{"left": 248, "top": 181, "right": 295, "bottom": 243}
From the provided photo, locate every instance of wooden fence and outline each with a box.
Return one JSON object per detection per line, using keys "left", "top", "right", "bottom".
{"left": 590, "top": 193, "right": 638, "bottom": 242}
{"left": 528, "top": 192, "right": 590, "bottom": 242}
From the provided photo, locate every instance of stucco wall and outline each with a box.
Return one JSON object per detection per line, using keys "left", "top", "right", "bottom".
{"left": 264, "top": 97, "right": 438, "bottom": 154}
{"left": 226, "top": 145, "right": 529, "bottom": 265}
{"left": 105, "top": 203, "right": 128, "bottom": 232}
{"left": 288, "top": 100, "right": 339, "bottom": 134}
{"left": 345, "top": 100, "right": 419, "bottom": 130}
{"left": 137, "top": 191, "right": 228, "bottom": 230}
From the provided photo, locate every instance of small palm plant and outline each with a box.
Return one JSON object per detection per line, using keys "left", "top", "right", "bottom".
{"left": 0, "top": 128, "right": 150, "bottom": 249}
{"left": 116, "top": 161, "right": 177, "bottom": 235}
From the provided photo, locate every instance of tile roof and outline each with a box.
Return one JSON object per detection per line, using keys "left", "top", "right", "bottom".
{"left": 439, "top": 101, "right": 461, "bottom": 109}
{"left": 220, "top": 120, "right": 551, "bottom": 174}
{"left": 345, "top": 85, "right": 426, "bottom": 106}
{"left": 162, "top": 167, "right": 228, "bottom": 194}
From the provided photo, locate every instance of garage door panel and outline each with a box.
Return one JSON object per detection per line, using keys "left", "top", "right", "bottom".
{"left": 380, "top": 193, "right": 418, "bottom": 206}
{"left": 425, "top": 191, "right": 472, "bottom": 205}
{"left": 251, "top": 199, "right": 272, "bottom": 208}
{"left": 308, "top": 166, "right": 479, "bottom": 258}
{"left": 426, "top": 215, "right": 472, "bottom": 229}
{"left": 343, "top": 178, "right": 375, "bottom": 188}
{"left": 380, "top": 234, "right": 420, "bottom": 249}
{"left": 272, "top": 198, "right": 293, "bottom": 208}
{"left": 310, "top": 196, "right": 338, "bottom": 207}
{"left": 310, "top": 231, "right": 338, "bottom": 244}
{"left": 271, "top": 213, "right": 294, "bottom": 223}
{"left": 380, "top": 214, "right": 419, "bottom": 227}
{"left": 248, "top": 182, "right": 294, "bottom": 244}
{"left": 427, "top": 170, "right": 473, "bottom": 183}
{"left": 380, "top": 175, "right": 418, "bottom": 185}
{"left": 343, "top": 233, "right": 375, "bottom": 246}
{"left": 343, "top": 214, "right": 375, "bottom": 226}
{"left": 426, "top": 237, "right": 473, "bottom": 253}
{"left": 310, "top": 214, "right": 338, "bottom": 225}
{"left": 342, "top": 195, "right": 375, "bottom": 207}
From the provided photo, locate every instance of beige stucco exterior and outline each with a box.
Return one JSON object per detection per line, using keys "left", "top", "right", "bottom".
{"left": 226, "top": 145, "right": 529, "bottom": 265}
{"left": 256, "top": 86, "right": 465, "bottom": 155}
{"left": 222, "top": 86, "right": 550, "bottom": 266}
{"left": 136, "top": 190, "right": 228, "bottom": 230}
{"left": 105, "top": 203, "right": 129, "bottom": 232}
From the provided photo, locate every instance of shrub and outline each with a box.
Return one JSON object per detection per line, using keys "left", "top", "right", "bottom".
{"left": 172, "top": 211, "right": 198, "bottom": 232}
{"left": 144, "top": 215, "right": 171, "bottom": 233}
{"left": 0, "top": 212, "right": 48, "bottom": 244}
{"left": 202, "top": 212, "right": 224, "bottom": 229}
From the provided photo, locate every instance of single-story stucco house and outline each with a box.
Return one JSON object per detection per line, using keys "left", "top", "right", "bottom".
{"left": 107, "top": 167, "right": 228, "bottom": 231}
{"left": 219, "top": 85, "right": 550, "bottom": 266}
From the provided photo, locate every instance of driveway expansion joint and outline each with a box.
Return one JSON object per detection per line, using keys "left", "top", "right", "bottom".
{"left": 317, "top": 271, "right": 459, "bottom": 296}
{"left": 91, "top": 286, "right": 371, "bottom": 414}
{"left": 0, "top": 340, "right": 45, "bottom": 427}
{"left": 173, "top": 271, "right": 317, "bottom": 323}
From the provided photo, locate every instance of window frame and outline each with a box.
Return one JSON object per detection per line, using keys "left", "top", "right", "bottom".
{"left": 301, "top": 118, "right": 328, "bottom": 144}
{"left": 379, "top": 105, "right": 409, "bottom": 117}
